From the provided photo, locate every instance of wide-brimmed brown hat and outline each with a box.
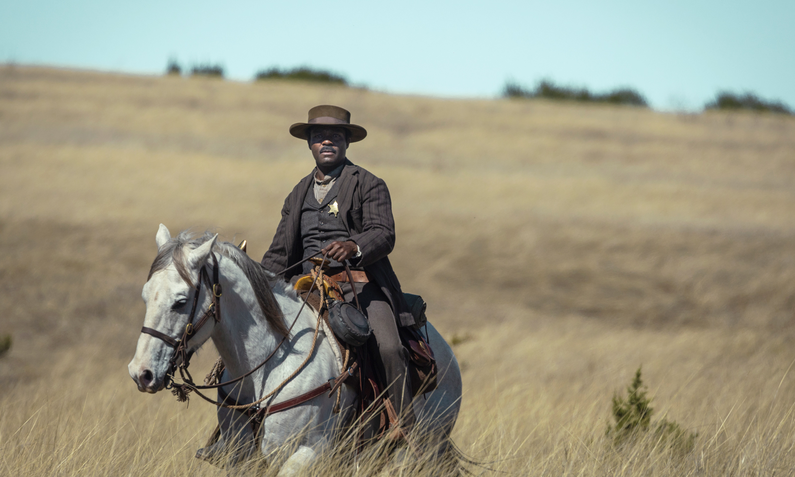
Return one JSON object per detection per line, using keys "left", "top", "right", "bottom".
{"left": 289, "top": 105, "right": 367, "bottom": 142}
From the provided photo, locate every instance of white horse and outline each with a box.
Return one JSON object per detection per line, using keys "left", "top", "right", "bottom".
{"left": 128, "top": 225, "right": 462, "bottom": 475}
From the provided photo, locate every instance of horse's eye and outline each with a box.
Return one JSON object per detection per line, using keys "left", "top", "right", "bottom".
{"left": 172, "top": 298, "right": 188, "bottom": 310}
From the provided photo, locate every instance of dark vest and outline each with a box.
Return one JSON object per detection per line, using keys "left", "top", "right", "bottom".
{"left": 300, "top": 180, "right": 350, "bottom": 274}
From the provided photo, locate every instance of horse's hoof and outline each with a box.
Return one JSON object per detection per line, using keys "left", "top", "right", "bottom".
{"left": 195, "top": 441, "right": 226, "bottom": 468}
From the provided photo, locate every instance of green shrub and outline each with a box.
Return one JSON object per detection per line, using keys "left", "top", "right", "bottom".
{"left": 190, "top": 63, "right": 224, "bottom": 78}
{"left": 254, "top": 67, "right": 347, "bottom": 85}
{"left": 608, "top": 367, "right": 652, "bottom": 440}
{"left": 502, "top": 81, "right": 533, "bottom": 98}
{"left": 165, "top": 58, "right": 182, "bottom": 76}
{"left": 607, "top": 366, "right": 697, "bottom": 453}
{"left": 503, "top": 79, "right": 648, "bottom": 107}
{"left": 653, "top": 417, "right": 698, "bottom": 455}
{"left": 600, "top": 88, "right": 648, "bottom": 106}
{"left": 705, "top": 91, "right": 792, "bottom": 115}
{"left": 0, "top": 333, "right": 11, "bottom": 358}
{"left": 535, "top": 80, "right": 592, "bottom": 102}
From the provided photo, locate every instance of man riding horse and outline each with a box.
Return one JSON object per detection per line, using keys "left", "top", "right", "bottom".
{"left": 261, "top": 105, "right": 416, "bottom": 436}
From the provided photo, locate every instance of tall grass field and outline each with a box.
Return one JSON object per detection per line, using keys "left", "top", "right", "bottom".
{"left": 1, "top": 65, "right": 794, "bottom": 475}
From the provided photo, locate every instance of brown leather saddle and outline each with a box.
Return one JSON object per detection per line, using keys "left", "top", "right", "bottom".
{"left": 297, "top": 287, "right": 437, "bottom": 398}
{"left": 294, "top": 262, "right": 438, "bottom": 440}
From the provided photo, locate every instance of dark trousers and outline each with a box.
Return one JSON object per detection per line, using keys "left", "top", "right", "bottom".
{"left": 339, "top": 281, "right": 416, "bottom": 427}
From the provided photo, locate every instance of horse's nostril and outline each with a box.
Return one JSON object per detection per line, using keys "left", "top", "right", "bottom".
{"left": 141, "top": 369, "right": 154, "bottom": 386}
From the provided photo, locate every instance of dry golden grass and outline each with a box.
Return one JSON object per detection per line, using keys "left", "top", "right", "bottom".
{"left": 1, "top": 65, "right": 794, "bottom": 475}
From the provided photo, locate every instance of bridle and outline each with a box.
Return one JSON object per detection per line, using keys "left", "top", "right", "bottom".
{"left": 140, "top": 251, "right": 223, "bottom": 389}
{"left": 137, "top": 250, "right": 354, "bottom": 425}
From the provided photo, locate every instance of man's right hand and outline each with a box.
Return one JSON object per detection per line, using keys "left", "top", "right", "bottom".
{"left": 321, "top": 240, "right": 359, "bottom": 263}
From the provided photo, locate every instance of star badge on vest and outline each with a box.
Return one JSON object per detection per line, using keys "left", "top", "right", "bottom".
{"left": 328, "top": 200, "right": 339, "bottom": 217}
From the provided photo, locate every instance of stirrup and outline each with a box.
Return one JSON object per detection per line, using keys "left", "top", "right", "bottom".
{"left": 384, "top": 425, "right": 411, "bottom": 442}
{"left": 382, "top": 397, "right": 421, "bottom": 456}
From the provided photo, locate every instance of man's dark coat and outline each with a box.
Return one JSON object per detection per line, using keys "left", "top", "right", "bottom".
{"left": 261, "top": 159, "right": 415, "bottom": 328}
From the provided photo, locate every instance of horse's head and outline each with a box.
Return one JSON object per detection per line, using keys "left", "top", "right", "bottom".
{"left": 128, "top": 224, "right": 218, "bottom": 393}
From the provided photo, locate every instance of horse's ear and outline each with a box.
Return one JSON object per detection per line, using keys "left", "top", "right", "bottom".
{"left": 156, "top": 224, "right": 171, "bottom": 249}
{"left": 187, "top": 234, "right": 218, "bottom": 270}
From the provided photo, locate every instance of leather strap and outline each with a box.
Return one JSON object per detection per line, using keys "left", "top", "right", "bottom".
{"left": 141, "top": 326, "right": 180, "bottom": 347}
{"left": 329, "top": 270, "right": 369, "bottom": 283}
{"left": 219, "top": 380, "right": 333, "bottom": 417}
{"left": 142, "top": 266, "right": 211, "bottom": 337}
{"left": 261, "top": 381, "right": 332, "bottom": 415}
{"left": 344, "top": 262, "right": 363, "bottom": 312}
{"left": 210, "top": 253, "right": 222, "bottom": 323}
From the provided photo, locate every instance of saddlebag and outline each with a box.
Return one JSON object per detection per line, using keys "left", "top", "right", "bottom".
{"left": 399, "top": 325, "right": 438, "bottom": 395}
{"left": 403, "top": 293, "right": 427, "bottom": 329}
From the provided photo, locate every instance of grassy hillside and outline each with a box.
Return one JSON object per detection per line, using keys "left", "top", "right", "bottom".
{"left": 1, "top": 65, "right": 794, "bottom": 475}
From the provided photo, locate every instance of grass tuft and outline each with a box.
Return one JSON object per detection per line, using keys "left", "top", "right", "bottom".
{"left": 607, "top": 367, "right": 697, "bottom": 454}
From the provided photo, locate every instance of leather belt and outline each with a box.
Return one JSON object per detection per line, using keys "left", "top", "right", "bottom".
{"left": 329, "top": 270, "right": 369, "bottom": 283}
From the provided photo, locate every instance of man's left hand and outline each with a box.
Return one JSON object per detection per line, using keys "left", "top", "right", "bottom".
{"left": 321, "top": 240, "right": 359, "bottom": 263}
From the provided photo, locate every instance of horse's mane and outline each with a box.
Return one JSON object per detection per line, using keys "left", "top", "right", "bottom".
{"left": 148, "top": 230, "right": 290, "bottom": 338}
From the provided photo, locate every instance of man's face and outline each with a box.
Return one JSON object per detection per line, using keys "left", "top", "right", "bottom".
{"left": 309, "top": 126, "right": 349, "bottom": 170}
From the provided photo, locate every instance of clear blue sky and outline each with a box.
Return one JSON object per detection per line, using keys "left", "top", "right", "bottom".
{"left": 1, "top": 0, "right": 793, "bottom": 111}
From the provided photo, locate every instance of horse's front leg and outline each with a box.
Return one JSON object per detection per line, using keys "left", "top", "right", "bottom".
{"left": 211, "top": 405, "right": 258, "bottom": 467}
{"left": 259, "top": 406, "right": 333, "bottom": 475}
{"left": 276, "top": 445, "right": 322, "bottom": 477}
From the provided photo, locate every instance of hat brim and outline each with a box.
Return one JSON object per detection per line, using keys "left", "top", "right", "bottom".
{"left": 289, "top": 122, "right": 367, "bottom": 142}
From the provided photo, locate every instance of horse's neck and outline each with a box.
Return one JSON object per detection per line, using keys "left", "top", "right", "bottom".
{"left": 210, "top": 259, "right": 317, "bottom": 395}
